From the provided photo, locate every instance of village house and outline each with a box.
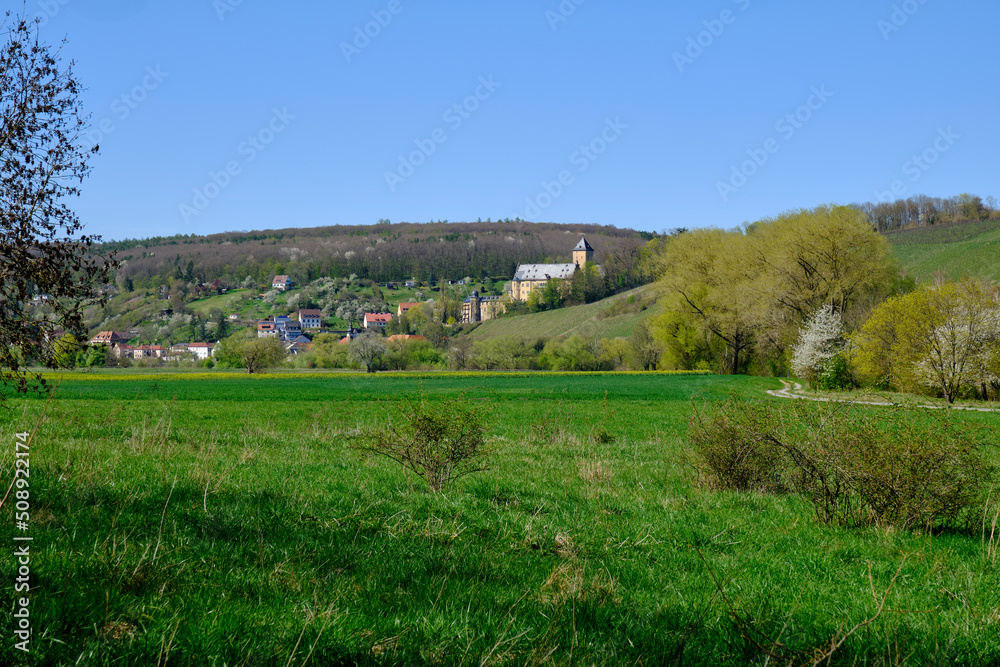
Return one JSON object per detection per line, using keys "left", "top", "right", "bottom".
{"left": 509, "top": 237, "right": 597, "bottom": 302}
{"left": 257, "top": 321, "right": 278, "bottom": 338}
{"left": 397, "top": 302, "right": 422, "bottom": 317}
{"left": 133, "top": 345, "right": 167, "bottom": 359}
{"left": 188, "top": 342, "right": 214, "bottom": 360}
{"left": 281, "top": 320, "right": 303, "bottom": 340}
{"left": 387, "top": 334, "right": 426, "bottom": 343}
{"left": 460, "top": 291, "right": 505, "bottom": 323}
{"left": 271, "top": 275, "right": 293, "bottom": 291}
{"left": 363, "top": 313, "right": 392, "bottom": 330}
{"left": 298, "top": 309, "right": 323, "bottom": 329}
{"left": 90, "top": 331, "right": 130, "bottom": 347}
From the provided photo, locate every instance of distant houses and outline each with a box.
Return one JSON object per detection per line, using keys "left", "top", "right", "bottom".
{"left": 258, "top": 316, "right": 306, "bottom": 341}
{"left": 271, "top": 275, "right": 293, "bottom": 291}
{"left": 188, "top": 342, "right": 213, "bottom": 360}
{"left": 298, "top": 309, "right": 322, "bottom": 329}
{"left": 363, "top": 313, "right": 392, "bottom": 330}
{"left": 396, "top": 302, "right": 421, "bottom": 317}
{"left": 90, "top": 331, "right": 129, "bottom": 346}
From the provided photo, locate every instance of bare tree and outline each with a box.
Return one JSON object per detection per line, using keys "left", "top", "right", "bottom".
{"left": 1, "top": 12, "right": 116, "bottom": 397}
{"left": 348, "top": 332, "right": 386, "bottom": 373}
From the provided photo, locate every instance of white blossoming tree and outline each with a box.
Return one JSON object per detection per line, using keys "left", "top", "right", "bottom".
{"left": 791, "top": 304, "right": 845, "bottom": 385}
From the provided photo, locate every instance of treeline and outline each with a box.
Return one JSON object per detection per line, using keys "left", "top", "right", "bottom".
{"left": 105, "top": 221, "right": 655, "bottom": 292}
{"left": 276, "top": 323, "right": 664, "bottom": 374}
{"left": 854, "top": 193, "right": 998, "bottom": 233}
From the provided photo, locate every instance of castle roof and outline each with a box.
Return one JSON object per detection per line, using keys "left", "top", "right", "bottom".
{"left": 573, "top": 237, "right": 593, "bottom": 251}
{"left": 513, "top": 263, "right": 577, "bottom": 282}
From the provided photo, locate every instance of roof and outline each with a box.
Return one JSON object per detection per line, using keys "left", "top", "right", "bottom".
{"left": 513, "top": 263, "right": 576, "bottom": 282}
{"left": 258, "top": 322, "right": 276, "bottom": 330}
{"left": 573, "top": 237, "right": 594, "bottom": 251}
{"left": 272, "top": 275, "right": 291, "bottom": 283}
{"left": 387, "top": 334, "right": 426, "bottom": 342}
{"left": 189, "top": 342, "right": 212, "bottom": 348}
{"left": 298, "top": 309, "right": 322, "bottom": 317}
{"left": 364, "top": 313, "right": 393, "bottom": 323}
{"left": 397, "top": 302, "right": 422, "bottom": 311}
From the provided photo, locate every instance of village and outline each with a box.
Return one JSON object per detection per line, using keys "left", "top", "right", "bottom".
{"left": 83, "top": 237, "right": 602, "bottom": 366}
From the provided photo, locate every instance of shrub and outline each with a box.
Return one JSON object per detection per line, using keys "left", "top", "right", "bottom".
{"left": 351, "top": 393, "right": 495, "bottom": 493}
{"left": 688, "top": 400, "right": 789, "bottom": 494}
{"left": 689, "top": 397, "right": 996, "bottom": 531}
{"left": 816, "top": 352, "right": 854, "bottom": 391}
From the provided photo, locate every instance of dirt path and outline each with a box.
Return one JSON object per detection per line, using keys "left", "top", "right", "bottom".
{"left": 765, "top": 380, "right": 1000, "bottom": 413}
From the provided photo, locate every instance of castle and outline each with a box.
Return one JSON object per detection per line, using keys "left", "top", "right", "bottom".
{"left": 509, "top": 237, "right": 595, "bottom": 302}
{"left": 459, "top": 236, "right": 599, "bottom": 324}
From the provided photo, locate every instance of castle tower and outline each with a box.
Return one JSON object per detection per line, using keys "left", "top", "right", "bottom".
{"left": 470, "top": 290, "right": 481, "bottom": 323}
{"left": 572, "top": 237, "right": 594, "bottom": 268}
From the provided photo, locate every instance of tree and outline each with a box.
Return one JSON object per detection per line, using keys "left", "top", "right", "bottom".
{"left": 216, "top": 330, "right": 285, "bottom": 373}
{"left": 1, "top": 13, "right": 115, "bottom": 396}
{"left": 348, "top": 332, "right": 386, "bottom": 373}
{"left": 746, "top": 205, "right": 896, "bottom": 336}
{"left": 628, "top": 319, "right": 663, "bottom": 371}
{"left": 850, "top": 291, "right": 928, "bottom": 390}
{"left": 913, "top": 280, "right": 999, "bottom": 403}
{"left": 852, "top": 280, "right": 1000, "bottom": 402}
{"left": 311, "top": 332, "right": 349, "bottom": 368}
{"left": 654, "top": 228, "right": 757, "bottom": 374}
{"left": 791, "top": 304, "right": 846, "bottom": 385}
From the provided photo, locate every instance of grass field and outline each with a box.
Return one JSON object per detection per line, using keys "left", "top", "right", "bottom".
{"left": 886, "top": 219, "right": 1000, "bottom": 283}
{"left": 2, "top": 372, "right": 999, "bottom": 665}
{"left": 469, "top": 286, "right": 662, "bottom": 342}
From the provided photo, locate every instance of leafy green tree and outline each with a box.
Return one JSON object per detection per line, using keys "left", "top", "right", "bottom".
{"left": 312, "top": 332, "right": 349, "bottom": 368}
{"left": 852, "top": 279, "right": 1000, "bottom": 402}
{"left": 628, "top": 319, "right": 663, "bottom": 371}
{"left": 216, "top": 329, "right": 285, "bottom": 373}
{"left": 746, "top": 204, "right": 896, "bottom": 337}
{"left": 654, "top": 228, "right": 756, "bottom": 374}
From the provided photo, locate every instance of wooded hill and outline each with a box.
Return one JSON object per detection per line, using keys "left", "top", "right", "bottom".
{"left": 104, "top": 221, "right": 656, "bottom": 291}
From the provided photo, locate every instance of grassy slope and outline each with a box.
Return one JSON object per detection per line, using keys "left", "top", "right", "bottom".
{"left": 886, "top": 219, "right": 1000, "bottom": 283}
{"left": 468, "top": 286, "right": 662, "bottom": 342}
{"left": 3, "top": 372, "right": 998, "bottom": 665}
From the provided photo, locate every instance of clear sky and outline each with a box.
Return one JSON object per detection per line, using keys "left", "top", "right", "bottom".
{"left": 22, "top": 0, "right": 1000, "bottom": 240}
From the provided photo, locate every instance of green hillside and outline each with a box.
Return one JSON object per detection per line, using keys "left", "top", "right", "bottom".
{"left": 468, "top": 285, "right": 662, "bottom": 341}
{"left": 886, "top": 219, "right": 1000, "bottom": 283}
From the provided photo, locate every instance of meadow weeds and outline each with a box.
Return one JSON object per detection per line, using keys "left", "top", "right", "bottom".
{"left": 690, "top": 396, "right": 998, "bottom": 532}
{"left": 350, "top": 391, "right": 496, "bottom": 493}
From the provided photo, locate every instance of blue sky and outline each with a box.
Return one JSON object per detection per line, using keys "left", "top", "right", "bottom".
{"left": 24, "top": 0, "right": 1000, "bottom": 240}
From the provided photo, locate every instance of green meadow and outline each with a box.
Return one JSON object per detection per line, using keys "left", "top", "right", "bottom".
{"left": 2, "top": 372, "right": 999, "bottom": 665}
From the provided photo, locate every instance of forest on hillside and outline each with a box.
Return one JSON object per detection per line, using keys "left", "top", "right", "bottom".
{"left": 854, "top": 192, "right": 998, "bottom": 232}
{"left": 105, "top": 221, "right": 655, "bottom": 291}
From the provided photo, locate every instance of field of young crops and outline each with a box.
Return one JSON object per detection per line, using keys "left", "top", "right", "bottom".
{"left": 2, "top": 371, "right": 999, "bottom": 665}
